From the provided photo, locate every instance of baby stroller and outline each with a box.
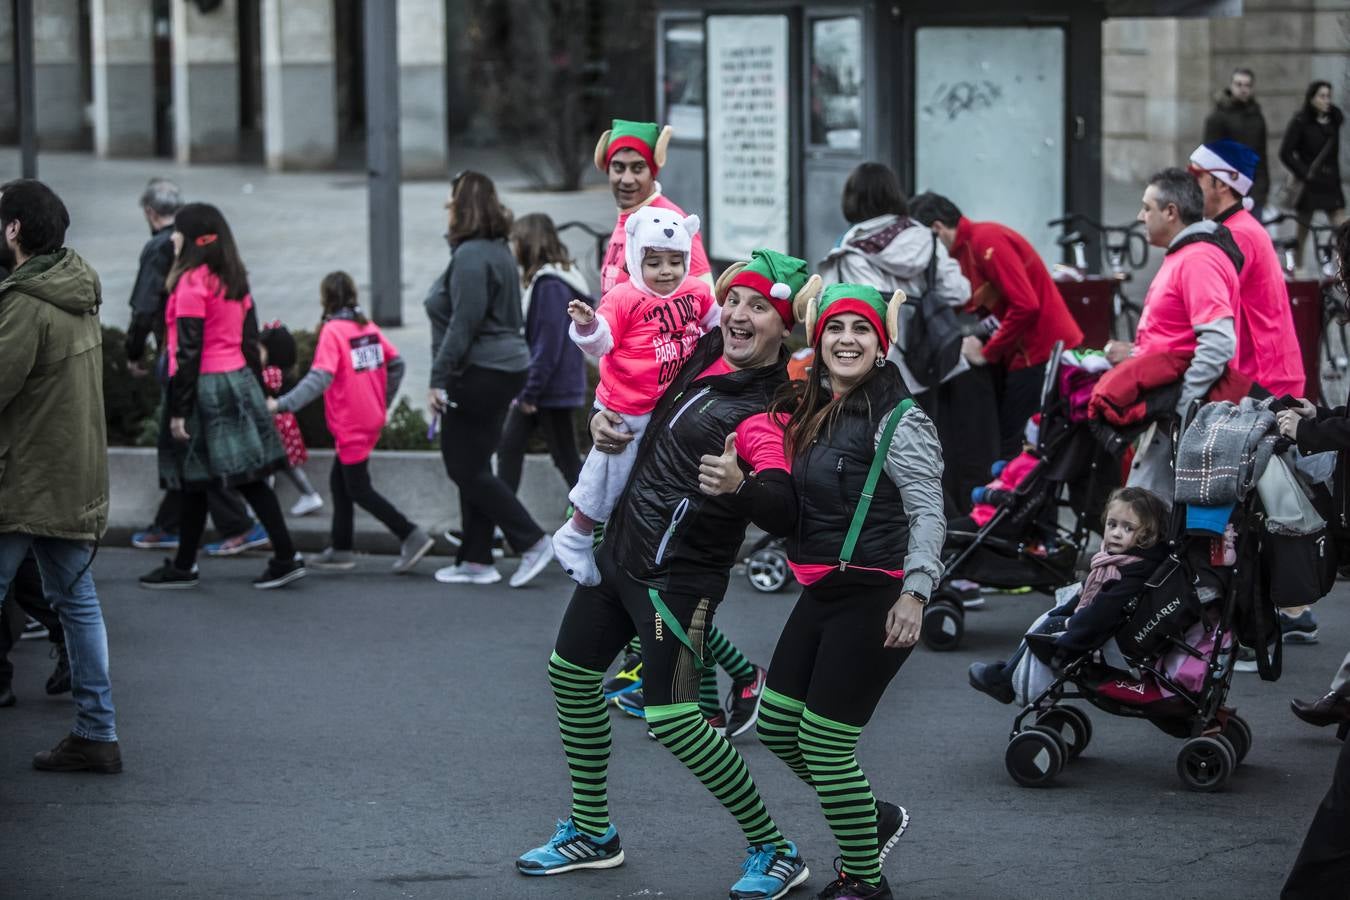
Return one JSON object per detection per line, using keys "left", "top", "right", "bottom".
{"left": 923, "top": 346, "right": 1119, "bottom": 651}
{"left": 1000, "top": 395, "right": 1306, "bottom": 793}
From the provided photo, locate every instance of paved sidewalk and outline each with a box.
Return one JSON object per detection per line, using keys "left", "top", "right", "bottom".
{"left": 1, "top": 547, "right": 1345, "bottom": 898}
{"left": 0, "top": 148, "right": 616, "bottom": 397}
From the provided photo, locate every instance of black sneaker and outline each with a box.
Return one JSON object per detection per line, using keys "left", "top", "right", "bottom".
{"left": 139, "top": 560, "right": 200, "bottom": 590}
{"left": 875, "top": 801, "right": 909, "bottom": 867}
{"left": 726, "top": 664, "right": 768, "bottom": 737}
{"left": 45, "top": 644, "right": 71, "bottom": 696}
{"left": 817, "top": 867, "right": 893, "bottom": 900}
{"left": 253, "top": 556, "right": 307, "bottom": 589}
{"left": 0, "top": 685, "right": 14, "bottom": 708}
{"left": 967, "top": 661, "right": 1015, "bottom": 704}
{"left": 603, "top": 651, "right": 644, "bottom": 699}
{"left": 20, "top": 618, "right": 49, "bottom": 640}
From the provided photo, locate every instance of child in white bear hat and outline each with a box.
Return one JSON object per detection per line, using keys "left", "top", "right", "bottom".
{"left": 552, "top": 205, "right": 721, "bottom": 586}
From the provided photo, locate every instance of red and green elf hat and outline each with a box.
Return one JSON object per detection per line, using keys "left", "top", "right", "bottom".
{"left": 594, "top": 119, "right": 673, "bottom": 174}
{"left": 805, "top": 283, "right": 906, "bottom": 354}
{"left": 714, "top": 248, "right": 820, "bottom": 329}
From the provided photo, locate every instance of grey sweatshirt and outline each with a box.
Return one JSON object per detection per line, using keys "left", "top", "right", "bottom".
{"left": 425, "top": 238, "right": 531, "bottom": 389}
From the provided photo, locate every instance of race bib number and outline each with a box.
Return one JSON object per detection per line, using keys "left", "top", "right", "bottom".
{"left": 349, "top": 334, "right": 384, "bottom": 372}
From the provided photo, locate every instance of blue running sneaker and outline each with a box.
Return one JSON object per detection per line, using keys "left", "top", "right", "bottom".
{"left": 515, "top": 818, "right": 624, "bottom": 876}
{"left": 603, "top": 651, "right": 644, "bottom": 699}
{"left": 729, "top": 841, "right": 809, "bottom": 899}
{"left": 1280, "top": 609, "right": 1319, "bottom": 644}
{"left": 613, "top": 688, "right": 645, "bottom": 718}
{"left": 205, "top": 523, "right": 270, "bottom": 557}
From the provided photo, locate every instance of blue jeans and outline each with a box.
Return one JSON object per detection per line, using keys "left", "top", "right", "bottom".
{"left": 0, "top": 534, "right": 117, "bottom": 741}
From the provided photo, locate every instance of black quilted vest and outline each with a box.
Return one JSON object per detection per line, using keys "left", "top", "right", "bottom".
{"left": 787, "top": 365, "right": 910, "bottom": 578}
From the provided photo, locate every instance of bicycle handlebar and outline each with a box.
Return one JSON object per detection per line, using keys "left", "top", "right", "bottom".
{"left": 1048, "top": 213, "right": 1149, "bottom": 270}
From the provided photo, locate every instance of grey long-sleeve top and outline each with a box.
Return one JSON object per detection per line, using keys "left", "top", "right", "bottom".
{"left": 425, "top": 238, "right": 531, "bottom": 389}
{"left": 876, "top": 405, "right": 947, "bottom": 599}
{"left": 274, "top": 356, "right": 405, "bottom": 413}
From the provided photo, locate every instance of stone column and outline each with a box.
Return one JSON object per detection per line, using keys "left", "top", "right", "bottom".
{"left": 34, "top": 0, "right": 87, "bottom": 150}
{"left": 172, "top": 0, "right": 240, "bottom": 163}
{"left": 91, "top": 0, "right": 156, "bottom": 157}
{"left": 397, "top": 0, "right": 447, "bottom": 177}
{"left": 261, "top": 0, "right": 336, "bottom": 170}
{"left": 0, "top": 0, "right": 15, "bottom": 143}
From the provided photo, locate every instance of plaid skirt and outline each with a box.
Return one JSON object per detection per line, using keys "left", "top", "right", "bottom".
{"left": 159, "top": 368, "right": 287, "bottom": 491}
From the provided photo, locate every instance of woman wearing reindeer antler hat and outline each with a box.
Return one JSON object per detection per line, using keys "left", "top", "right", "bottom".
{"left": 745, "top": 283, "right": 946, "bottom": 900}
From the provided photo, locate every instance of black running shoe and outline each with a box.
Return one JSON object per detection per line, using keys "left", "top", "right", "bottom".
{"left": 20, "top": 618, "right": 49, "bottom": 641}
{"left": 253, "top": 557, "right": 307, "bottom": 589}
{"left": 139, "top": 560, "right": 200, "bottom": 590}
{"left": 726, "top": 664, "right": 767, "bottom": 737}
{"left": 875, "top": 801, "right": 909, "bottom": 867}
{"left": 817, "top": 867, "right": 893, "bottom": 900}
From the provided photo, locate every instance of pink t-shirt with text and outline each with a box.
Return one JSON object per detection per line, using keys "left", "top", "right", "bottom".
{"left": 311, "top": 317, "right": 400, "bottom": 464}
{"left": 595, "top": 277, "right": 716, "bottom": 416}
{"left": 1133, "top": 242, "right": 1238, "bottom": 358}
{"left": 165, "top": 265, "right": 252, "bottom": 376}
{"left": 601, "top": 192, "right": 712, "bottom": 294}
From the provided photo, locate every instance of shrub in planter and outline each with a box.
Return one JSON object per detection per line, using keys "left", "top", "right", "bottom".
{"left": 101, "top": 325, "right": 161, "bottom": 446}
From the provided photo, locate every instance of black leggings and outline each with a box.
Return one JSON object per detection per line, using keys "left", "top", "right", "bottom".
{"left": 495, "top": 404, "right": 583, "bottom": 494}
{"left": 439, "top": 366, "right": 544, "bottom": 564}
{"left": 174, "top": 480, "right": 295, "bottom": 568}
{"left": 554, "top": 543, "right": 714, "bottom": 708}
{"left": 0, "top": 554, "right": 63, "bottom": 687}
{"left": 155, "top": 484, "right": 253, "bottom": 537}
{"left": 765, "top": 580, "right": 913, "bottom": 726}
{"left": 330, "top": 457, "right": 414, "bottom": 550}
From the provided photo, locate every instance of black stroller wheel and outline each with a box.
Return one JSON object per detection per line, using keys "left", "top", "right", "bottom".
{"left": 1036, "top": 707, "right": 1092, "bottom": 760}
{"left": 745, "top": 546, "right": 789, "bottom": 593}
{"left": 1005, "top": 728, "right": 1065, "bottom": 787}
{"left": 921, "top": 597, "right": 964, "bottom": 652}
{"left": 1176, "top": 736, "right": 1234, "bottom": 792}
{"left": 1220, "top": 715, "right": 1252, "bottom": 766}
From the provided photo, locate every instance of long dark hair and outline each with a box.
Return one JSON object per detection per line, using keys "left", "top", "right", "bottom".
{"left": 771, "top": 333, "right": 889, "bottom": 459}
{"left": 841, "top": 162, "right": 909, "bottom": 224}
{"left": 448, "top": 170, "right": 512, "bottom": 246}
{"left": 511, "top": 213, "right": 573, "bottom": 286}
{"left": 320, "top": 270, "right": 367, "bottom": 325}
{"left": 167, "top": 202, "right": 249, "bottom": 300}
{"left": 1303, "top": 80, "right": 1333, "bottom": 116}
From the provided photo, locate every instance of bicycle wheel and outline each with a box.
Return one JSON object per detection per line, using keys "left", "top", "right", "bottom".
{"left": 1112, "top": 292, "right": 1140, "bottom": 341}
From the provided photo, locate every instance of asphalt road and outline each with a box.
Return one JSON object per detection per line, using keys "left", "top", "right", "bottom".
{"left": 2, "top": 547, "right": 1346, "bottom": 899}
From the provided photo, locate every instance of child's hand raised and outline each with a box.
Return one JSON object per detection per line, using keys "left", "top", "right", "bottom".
{"left": 568, "top": 300, "right": 595, "bottom": 327}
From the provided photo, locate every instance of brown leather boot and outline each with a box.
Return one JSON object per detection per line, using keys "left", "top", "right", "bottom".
{"left": 1291, "top": 691, "right": 1350, "bottom": 728}
{"left": 33, "top": 733, "right": 122, "bottom": 774}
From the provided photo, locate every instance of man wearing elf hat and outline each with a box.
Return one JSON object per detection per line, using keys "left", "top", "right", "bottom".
{"left": 596, "top": 119, "right": 712, "bottom": 295}
{"left": 518, "top": 248, "right": 819, "bottom": 900}
{"left": 1189, "top": 138, "right": 1305, "bottom": 398}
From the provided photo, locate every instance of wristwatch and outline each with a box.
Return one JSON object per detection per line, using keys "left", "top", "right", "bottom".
{"left": 905, "top": 588, "right": 929, "bottom": 606}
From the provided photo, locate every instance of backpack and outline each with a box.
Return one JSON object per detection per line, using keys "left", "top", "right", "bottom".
{"left": 897, "top": 235, "right": 965, "bottom": 390}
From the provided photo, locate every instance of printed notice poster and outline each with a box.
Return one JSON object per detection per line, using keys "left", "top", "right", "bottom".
{"left": 707, "top": 15, "right": 790, "bottom": 261}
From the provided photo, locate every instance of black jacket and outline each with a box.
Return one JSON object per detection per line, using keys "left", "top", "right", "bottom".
{"left": 787, "top": 365, "right": 909, "bottom": 580}
{"left": 1297, "top": 406, "right": 1350, "bottom": 537}
{"left": 607, "top": 330, "right": 794, "bottom": 599}
{"left": 1054, "top": 543, "right": 1171, "bottom": 655}
{"left": 1279, "top": 106, "right": 1345, "bottom": 213}
{"left": 125, "top": 225, "right": 176, "bottom": 361}
{"left": 1204, "top": 91, "right": 1271, "bottom": 207}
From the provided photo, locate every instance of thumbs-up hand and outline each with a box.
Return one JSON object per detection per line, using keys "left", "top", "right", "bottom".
{"left": 698, "top": 432, "right": 744, "bottom": 496}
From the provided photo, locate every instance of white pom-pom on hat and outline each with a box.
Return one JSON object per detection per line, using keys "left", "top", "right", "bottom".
{"left": 770, "top": 282, "right": 792, "bottom": 300}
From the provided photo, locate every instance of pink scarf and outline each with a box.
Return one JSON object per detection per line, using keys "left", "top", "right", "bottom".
{"left": 1077, "top": 550, "right": 1143, "bottom": 611}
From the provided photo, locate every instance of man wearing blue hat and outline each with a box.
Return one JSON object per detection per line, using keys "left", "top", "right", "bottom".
{"left": 1190, "top": 138, "right": 1314, "bottom": 647}
{"left": 1188, "top": 139, "right": 1304, "bottom": 399}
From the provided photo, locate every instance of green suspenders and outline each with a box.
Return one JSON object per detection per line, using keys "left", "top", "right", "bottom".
{"left": 838, "top": 398, "right": 913, "bottom": 571}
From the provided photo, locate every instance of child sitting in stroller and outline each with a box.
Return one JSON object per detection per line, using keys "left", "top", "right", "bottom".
{"left": 967, "top": 486, "right": 1169, "bottom": 703}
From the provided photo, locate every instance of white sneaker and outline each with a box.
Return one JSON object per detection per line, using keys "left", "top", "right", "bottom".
{"left": 552, "top": 521, "right": 600, "bottom": 587}
{"left": 290, "top": 493, "right": 324, "bottom": 517}
{"left": 434, "top": 562, "right": 502, "bottom": 585}
{"left": 510, "top": 536, "right": 555, "bottom": 588}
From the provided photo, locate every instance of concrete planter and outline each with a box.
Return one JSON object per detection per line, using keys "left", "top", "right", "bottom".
{"left": 106, "top": 447, "right": 572, "bottom": 554}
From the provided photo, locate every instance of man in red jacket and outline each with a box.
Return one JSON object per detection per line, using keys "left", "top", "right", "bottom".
{"left": 911, "top": 193, "right": 1083, "bottom": 456}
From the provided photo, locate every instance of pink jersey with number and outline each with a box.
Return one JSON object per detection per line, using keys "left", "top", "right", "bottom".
{"left": 601, "top": 192, "right": 712, "bottom": 294}
{"left": 594, "top": 278, "right": 717, "bottom": 416}
{"left": 311, "top": 317, "right": 400, "bottom": 464}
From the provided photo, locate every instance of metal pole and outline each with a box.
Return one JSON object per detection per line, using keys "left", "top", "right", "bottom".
{"left": 363, "top": 0, "right": 402, "bottom": 327}
{"left": 15, "top": 0, "right": 37, "bottom": 178}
